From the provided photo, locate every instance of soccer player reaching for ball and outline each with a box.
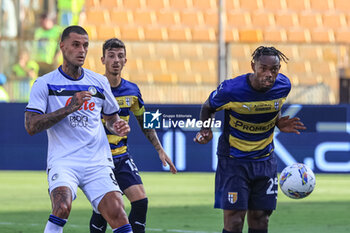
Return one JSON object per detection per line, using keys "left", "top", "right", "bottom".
{"left": 25, "top": 26, "right": 133, "bottom": 233}
{"left": 89, "top": 38, "right": 177, "bottom": 233}
{"left": 194, "top": 46, "right": 306, "bottom": 233}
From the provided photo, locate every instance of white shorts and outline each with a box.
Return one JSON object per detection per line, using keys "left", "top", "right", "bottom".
{"left": 47, "top": 165, "right": 121, "bottom": 213}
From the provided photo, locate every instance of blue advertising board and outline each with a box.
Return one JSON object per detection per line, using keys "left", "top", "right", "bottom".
{"left": 1, "top": 103, "right": 349, "bottom": 173}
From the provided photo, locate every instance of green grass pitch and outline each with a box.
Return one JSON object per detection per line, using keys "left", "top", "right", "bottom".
{"left": 0, "top": 171, "right": 350, "bottom": 233}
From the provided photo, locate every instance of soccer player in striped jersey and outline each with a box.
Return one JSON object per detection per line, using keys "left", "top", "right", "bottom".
{"left": 25, "top": 26, "right": 133, "bottom": 233}
{"left": 89, "top": 38, "right": 177, "bottom": 233}
{"left": 194, "top": 46, "right": 306, "bottom": 233}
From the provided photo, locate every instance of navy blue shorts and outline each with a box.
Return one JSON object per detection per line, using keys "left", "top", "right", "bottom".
{"left": 214, "top": 155, "right": 278, "bottom": 210}
{"left": 112, "top": 155, "right": 143, "bottom": 191}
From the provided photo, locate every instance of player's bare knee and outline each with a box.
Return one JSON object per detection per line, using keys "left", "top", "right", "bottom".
{"left": 224, "top": 210, "right": 245, "bottom": 231}
{"left": 52, "top": 201, "right": 71, "bottom": 218}
{"left": 248, "top": 210, "right": 270, "bottom": 229}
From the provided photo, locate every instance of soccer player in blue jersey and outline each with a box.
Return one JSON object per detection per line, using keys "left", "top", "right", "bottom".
{"left": 25, "top": 26, "right": 133, "bottom": 233}
{"left": 194, "top": 46, "right": 306, "bottom": 233}
{"left": 89, "top": 38, "right": 177, "bottom": 233}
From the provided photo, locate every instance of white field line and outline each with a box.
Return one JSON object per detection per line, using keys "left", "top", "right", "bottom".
{"left": 0, "top": 222, "right": 219, "bottom": 233}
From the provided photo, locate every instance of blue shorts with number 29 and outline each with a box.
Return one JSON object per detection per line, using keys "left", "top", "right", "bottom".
{"left": 214, "top": 154, "right": 278, "bottom": 210}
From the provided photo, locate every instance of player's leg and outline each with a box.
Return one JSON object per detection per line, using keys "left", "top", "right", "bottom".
{"left": 112, "top": 156, "right": 148, "bottom": 233}
{"left": 247, "top": 156, "right": 278, "bottom": 233}
{"left": 44, "top": 186, "right": 72, "bottom": 233}
{"left": 247, "top": 210, "right": 272, "bottom": 233}
{"left": 223, "top": 209, "right": 247, "bottom": 233}
{"left": 85, "top": 166, "right": 132, "bottom": 233}
{"left": 45, "top": 166, "right": 79, "bottom": 233}
{"left": 214, "top": 156, "right": 250, "bottom": 233}
{"left": 98, "top": 191, "right": 130, "bottom": 229}
{"left": 90, "top": 210, "right": 107, "bottom": 232}
{"left": 123, "top": 184, "right": 148, "bottom": 233}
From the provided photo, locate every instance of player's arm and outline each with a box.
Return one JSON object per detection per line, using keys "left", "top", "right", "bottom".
{"left": 135, "top": 114, "right": 177, "bottom": 174}
{"left": 103, "top": 114, "right": 130, "bottom": 137}
{"left": 275, "top": 112, "right": 306, "bottom": 134}
{"left": 25, "top": 91, "right": 92, "bottom": 135}
{"left": 194, "top": 98, "right": 216, "bottom": 144}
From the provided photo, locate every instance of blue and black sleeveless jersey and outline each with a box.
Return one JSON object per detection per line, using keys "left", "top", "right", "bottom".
{"left": 209, "top": 73, "right": 291, "bottom": 161}
{"left": 103, "top": 78, "right": 145, "bottom": 158}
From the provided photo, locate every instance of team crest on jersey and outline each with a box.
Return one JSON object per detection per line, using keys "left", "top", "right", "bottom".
{"left": 228, "top": 192, "right": 238, "bottom": 204}
{"left": 88, "top": 86, "right": 97, "bottom": 95}
{"left": 274, "top": 101, "right": 279, "bottom": 110}
{"left": 125, "top": 97, "right": 131, "bottom": 106}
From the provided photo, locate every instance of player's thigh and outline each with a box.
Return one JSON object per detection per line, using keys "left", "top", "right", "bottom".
{"left": 249, "top": 158, "right": 278, "bottom": 210}
{"left": 214, "top": 156, "right": 250, "bottom": 210}
{"left": 123, "top": 184, "right": 147, "bottom": 202}
{"left": 98, "top": 191, "right": 125, "bottom": 214}
{"left": 113, "top": 156, "right": 144, "bottom": 192}
{"left": 82, "top": 166, "right": 121, "bottom": 213}
{"left": 98, "top": 191, "right": 129, "bottom": 228}
{"left": 47, "top": 165, "right": 80, "bottom": 201}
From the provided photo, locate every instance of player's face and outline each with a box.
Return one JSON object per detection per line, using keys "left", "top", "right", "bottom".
{"left": 102, "top": 47, "right": 127, "bottom": 76}
{"left": 60, "top": 32, "right": 89, "bottom": 67}
{"left": 251, "top": 55, "right": 281, "bottom": 92}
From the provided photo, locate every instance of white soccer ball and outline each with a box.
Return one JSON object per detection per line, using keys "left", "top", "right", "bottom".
{"left": 279, "top": 163, "right": 316, "bottom": 199}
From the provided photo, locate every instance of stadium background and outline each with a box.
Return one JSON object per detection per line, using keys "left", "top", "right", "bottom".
{"left": 1, "top": 0, "right": 350, "bottom": 173}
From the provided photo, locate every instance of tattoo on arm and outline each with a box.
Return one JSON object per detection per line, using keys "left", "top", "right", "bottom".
{"left": 135, "top": 115, "right": 162, "bottom": 151}
{"left": 25, "top": 107, "right": 73, "bottom": 135}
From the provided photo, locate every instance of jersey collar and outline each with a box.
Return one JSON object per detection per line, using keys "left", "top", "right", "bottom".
{"left": 58, "top": 65, "right": 84, "bottom": 81}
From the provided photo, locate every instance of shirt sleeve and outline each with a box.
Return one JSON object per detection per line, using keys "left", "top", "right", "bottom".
{"left": 208, "top": 80, "right": 231, "bottom": 111}
{"left": 25, "top": 78, "right": 48, "bottom": 114}
{"left": 102, "top": 78, "right": 120, "bottom": 116}
{"left": 130, "top": 85, "right": 145, "bottom": 116}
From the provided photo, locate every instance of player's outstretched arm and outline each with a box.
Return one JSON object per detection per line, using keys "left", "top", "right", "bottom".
{"left": 25, "top": 91, "right": 91, "bottom": 135}
{"left": 135, "top": 114, "right": 177, "bottom": 174}
{"left": 276, "top": 115, "right": 306, "bottom": 134}
{"left": 104, "top": 114, "right": 130, "bottom": 137}
{"left": 194, "top": 98, "right": 215, "bottom": 144}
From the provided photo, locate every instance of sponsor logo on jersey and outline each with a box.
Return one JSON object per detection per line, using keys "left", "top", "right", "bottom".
{"left": 69, "top": 115, "right": 88, "bottom": 128}
{"left": 65, "top": 97, "right": 95, "bottom": 111}
{"left": 228, "top": 192, "right": 238, "bottom": 204}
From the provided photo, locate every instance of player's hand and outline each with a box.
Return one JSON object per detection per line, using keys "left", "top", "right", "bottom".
{"left": 68, "top": 91, "right": 92, "bottom": 112}
{"left": 113, "top": 119, "right": 130, "bottom": 137}
{"left": 158, "top": 149, "right": 177, "bottom": 174}
{"left": 193, "top": 129, "right": 213, "bottom": 144}
{"left": 276, "top": 116, "right": 306, "bottom": 134}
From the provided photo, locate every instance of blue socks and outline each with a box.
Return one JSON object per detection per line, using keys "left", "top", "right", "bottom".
{"left": 113, "top": 224, "right": 133, "bottom": 233}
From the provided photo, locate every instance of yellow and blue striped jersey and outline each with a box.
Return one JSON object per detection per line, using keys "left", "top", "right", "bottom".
{"left": 209, "top": 73, "right": 291, "bottom": 160}
{"left": 103, "top": 78, "right": 145, "bottom": 158}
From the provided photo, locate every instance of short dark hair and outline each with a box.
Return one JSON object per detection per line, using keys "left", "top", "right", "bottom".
{"left": 251, "top": 46, "right": 289, "bottom": 63}
{"left": 102, "top": 38, "right": 126, "bottom": 57}
{"left": 61, "top": 26, "right": 88, "bottom": 42}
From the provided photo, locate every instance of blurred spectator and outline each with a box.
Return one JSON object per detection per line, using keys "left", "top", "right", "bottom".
{"left": 33, "top": 13, "right": 62, "bottom": 76}
{"left": 12, "top": 50, "right": 39, "bottom": 87}
{"left": 19, "top": 0, "right": 40, "bottom": 38}
{"left": 0, "top": 74, "right": 10, "bottom": 102}
{"left": 57, "top": 0, "right": 85, "bottom": 26}
{"left": 8, "top": 50, "right": 39, "bottom": 102}
{"left": 1, "top": 0, "right": 18, "bottom": 38}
